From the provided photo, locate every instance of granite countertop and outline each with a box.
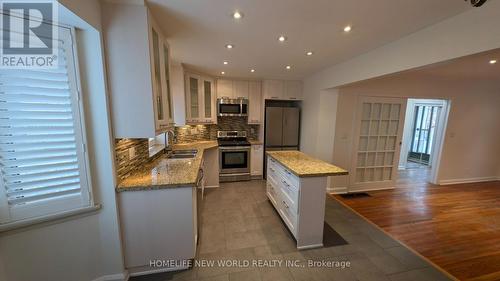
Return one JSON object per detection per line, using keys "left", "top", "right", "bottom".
{"left": 116, "top": 141, "right": 218, "bottom": 192}
{"left": 266, "top": 151, "right": 348, "bottom": 178}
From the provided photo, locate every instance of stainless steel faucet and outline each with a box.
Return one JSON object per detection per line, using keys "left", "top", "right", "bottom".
{"left": 165, "top": 129, "right": 177, "bottom": 152}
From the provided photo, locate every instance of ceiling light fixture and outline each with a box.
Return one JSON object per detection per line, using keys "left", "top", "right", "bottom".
{"left": 306, "top": 51, "right": 314, "bottom": 56}
{"left": 223, "top": 61, "right": 228, "bottom": 65}
{"left": 221, "top": 71, "right": 225, "bottom": 75}
{"left": 343, "top": 25, "right": 352, "bottom": 33}
{"left": 225, "top": 44, "right": 234, "bottom": 49}
{"left": 250, "top": 69, "right": 255, "bottom": 73}
{"left": 286, "top": 65, "right": 291, "bottom": 70}
{"left": 278, "top": 35, "right": 287, "bottom": 42}
{"left": 233, "top": 11, "right": 243, "bottom": 19}
{"left": 489, "top": 59, "right": 497, "bottom": 64}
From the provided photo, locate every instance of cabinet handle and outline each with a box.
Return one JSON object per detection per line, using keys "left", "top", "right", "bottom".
{"left": 271, "top": 96, "right": 279, "bottom": 99}
{"left": 270, "top": 168, "right": 275, "bottom": 173}
{"left": 282, "top": 200, "right": 289, "bottom": 209}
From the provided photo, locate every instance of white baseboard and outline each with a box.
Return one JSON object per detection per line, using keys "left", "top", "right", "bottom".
{"left": 348, "top": 186, "right": 395, "bottom": 193}
{"left": 398, "top": 165, "right": 406, "bottom": 170}
{"left": 439, "top": 177, "right": 499, "bottom": 185}
{"left": 92, "top": 271, "right": 129, "bottom": 281}
{"left": 328, "top": 186, "right": 348, "bottom": 194}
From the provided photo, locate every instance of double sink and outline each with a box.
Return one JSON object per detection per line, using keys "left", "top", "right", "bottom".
{"left": 166, "top": 149, "right": 198, "bottom": 159}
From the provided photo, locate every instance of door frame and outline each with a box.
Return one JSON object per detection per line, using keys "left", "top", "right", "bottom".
{"left": 349, "top": 96, "right": 407, "bottom": 192}
{"left": 428, "top": 99, "right": 451, "bottom": 185}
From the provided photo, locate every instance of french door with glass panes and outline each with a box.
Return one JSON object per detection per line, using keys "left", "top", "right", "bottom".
{"left": 350, "top": 97, "right": 407, "bottom": 190}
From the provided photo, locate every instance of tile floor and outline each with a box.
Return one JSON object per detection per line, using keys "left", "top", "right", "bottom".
{"left": 130, "top": 180, "right": 451, "bottom": 281}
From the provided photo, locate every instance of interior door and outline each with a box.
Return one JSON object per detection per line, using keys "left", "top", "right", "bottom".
{"left": 350, "top": 97, "right": 407, "bottom": 190}
{"left": 265, "top": 107, "right": 283, "bottom": 147}
{"left": 282, "top": 107, "right": 300, "bottom": 147}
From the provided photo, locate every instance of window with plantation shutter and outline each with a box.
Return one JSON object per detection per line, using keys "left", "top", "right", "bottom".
{"left": 0, "top": 23, "right": 92, "bottom": 225}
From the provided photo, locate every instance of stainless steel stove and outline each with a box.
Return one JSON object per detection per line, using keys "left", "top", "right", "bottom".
{"left": 217, "top": 131, "right": 251, "bottom": 182}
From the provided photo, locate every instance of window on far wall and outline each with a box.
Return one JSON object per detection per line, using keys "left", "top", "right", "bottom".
{"left": 0, "top": 19, "right": 93, "bottom": 225}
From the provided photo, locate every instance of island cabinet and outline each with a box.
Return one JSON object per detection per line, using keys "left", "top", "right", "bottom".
{"left": 266, "top": 151, "right": 348, "bottom": 250}
{"left": 103, "top": 2, "right": 174, "bottom": 138}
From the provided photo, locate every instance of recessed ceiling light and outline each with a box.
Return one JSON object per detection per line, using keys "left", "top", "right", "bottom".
{"left": 286, "top": 65, "right": 291, "bottom": 70}
{"left": 489, "top": 59, "right": 497, "bottom": 64}
{"left": 278, "top": 35, "right": 287, "bottom": 42}
{"left": 221, "top": 71, "right": 225, "bottom": 75}
{"left": 233, "top": 11, "right": 243, "bottom": 19}
{"left": 250, "top": 69, "right": 255, "bottom": 73}
{"left": 344, "top": 25, "right": 352, "bottom": 33}
{"left": 225, "top": 44, "right": 234, "bottom": 49}
{"left": 223, "top": 61, "right": 228, "bottom": 65}
{"left": 306, "top": 51, "right": 314, "bottom": 56}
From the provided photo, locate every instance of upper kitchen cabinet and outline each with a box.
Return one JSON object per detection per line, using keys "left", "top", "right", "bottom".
{"left": 263, "top": 80, "right": 303, "bottom": 101}
{"left": 103, "top": 2, "right": 173, "bottom": 138}
{"left": 284, "top": 80, "right": 303, "bottom": 100}
{"left": 233, "top": 80, "right": 249, "bottom": 99}
{"left": 216, "top": 79, "right": 249, "bottom": 99}
{"left": 216, "top": 79, "right": 234, "bottom": 99}
{"left": 248, "top": 81, "right": 262, "bottom": 124}
{"left": 185, "top": 72, "right": 216, "bottom": 124}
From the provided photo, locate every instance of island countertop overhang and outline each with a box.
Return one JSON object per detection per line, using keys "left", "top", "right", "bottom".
{"left": 266, "top": 151, "right": 348, "bottom": 178}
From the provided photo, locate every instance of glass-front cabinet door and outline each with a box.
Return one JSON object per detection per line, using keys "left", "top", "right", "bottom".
{"left": 150, "top": 21, "right": 171, "bottom": 130}
{"left": 202, "top": 78, "right": 215, "bottom": 123}
{"left": 185, "top": 73, "right": 216, "bottom": 124}
{"left": 162, "top": 42, "right": 174, "bottom": 124}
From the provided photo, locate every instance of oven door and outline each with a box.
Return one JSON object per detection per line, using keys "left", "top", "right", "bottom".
{"left": 219, "top": 146, "right": 251, "bottom": 174}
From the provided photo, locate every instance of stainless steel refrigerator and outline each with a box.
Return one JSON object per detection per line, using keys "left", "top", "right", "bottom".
{"left": 265, "top": 106, "right": 300, "bottom": 151}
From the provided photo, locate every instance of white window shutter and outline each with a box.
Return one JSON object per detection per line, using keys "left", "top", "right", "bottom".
{"left": 0, "top": 26, "right": 91, "bottom": 224}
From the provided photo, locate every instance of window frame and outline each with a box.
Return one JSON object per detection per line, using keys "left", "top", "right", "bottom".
{"left": 0, "top": 14, "right": 96, "bottom": 230}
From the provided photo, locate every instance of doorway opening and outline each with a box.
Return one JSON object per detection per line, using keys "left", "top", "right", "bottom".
{"left": 398, "top": 99, "right": 450, "bottom": 185}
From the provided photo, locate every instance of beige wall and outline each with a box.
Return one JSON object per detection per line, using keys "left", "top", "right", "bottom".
{"left": 331, "top": 73, "right": 500, "bottom": 188}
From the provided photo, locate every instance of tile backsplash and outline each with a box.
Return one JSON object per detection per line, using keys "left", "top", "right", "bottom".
{"left": 175, "top": 117, "right": 259, "bottom": 143}
{"left": 115, "top": 117, "right": 260, "bottom": 181}
{"left": 114, "top": 138, "right": 150, "bottom": 182}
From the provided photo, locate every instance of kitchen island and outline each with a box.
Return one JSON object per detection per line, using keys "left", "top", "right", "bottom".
{"left": 266, "top": 151, "right": 348, "bottom": 250}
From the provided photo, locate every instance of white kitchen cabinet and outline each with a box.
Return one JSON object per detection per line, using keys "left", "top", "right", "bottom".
{"left": 185, "top": 72, "right": 216, "bottom": 124}
{"left": 170, "top": 62, "right": 186, "bottom": 125}
{"left": 233, "top": 80, "right": 249, "bottom": 99}
{"left": 263, "top": 80, "right": 285, "bottom": 100}
{"left": 216, "top": 79, "right": 234, "bottom": 99}
{"left": 103, "top": 2, "right": 173, "bottom": 138}
{"left": 118, "top": 187, "right": 197, "bottom": 275}
{"left": 251, "top": 144, "right": 264, "bottom": 176}
{"left": 285, "top": 80, "right": 303, "bottom": 100}
{"left": 266, "top": 156, "right": 328, "bottom": 250}
{"left": 263, "top": 80, "right": 303, "bottom": 101}
{"left": 248, "top": 81, "right": 262, "bottom": 124}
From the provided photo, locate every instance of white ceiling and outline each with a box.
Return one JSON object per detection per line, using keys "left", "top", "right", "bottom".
{"left": 148, "top": 0, "right": 472, "bottom": 80}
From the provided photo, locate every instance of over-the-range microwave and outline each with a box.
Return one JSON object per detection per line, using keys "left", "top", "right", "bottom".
{"left": 217, "top": 98, "right": 248, "bottom": 117}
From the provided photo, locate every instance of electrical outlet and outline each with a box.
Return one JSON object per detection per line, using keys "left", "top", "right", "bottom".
{"left": 128, "top": 147, "right": 136, "bottom": 160}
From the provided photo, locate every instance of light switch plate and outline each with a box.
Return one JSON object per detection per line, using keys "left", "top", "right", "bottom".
{"left": 129, "top": 147, "right": 136, "bottom": 159}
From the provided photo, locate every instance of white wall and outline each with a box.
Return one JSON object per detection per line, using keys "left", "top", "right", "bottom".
{"left": 0, "top": 1, "right": 126, "bottom": 281}
{"left": 301, "top": 1, "right": 500, "bottom": 188}
{"left": 330, "top": 74, "right": 500, "bottom": 188}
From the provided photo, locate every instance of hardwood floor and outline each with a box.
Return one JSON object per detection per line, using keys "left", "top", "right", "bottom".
{"left": 334, "top": 178, "right": 500, "bottom": 281}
